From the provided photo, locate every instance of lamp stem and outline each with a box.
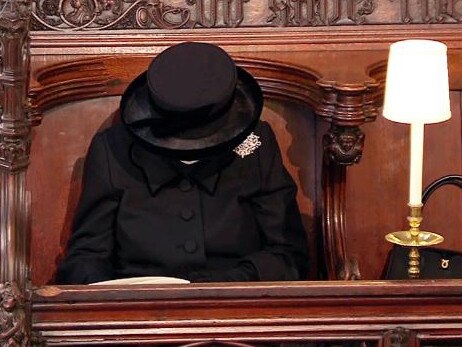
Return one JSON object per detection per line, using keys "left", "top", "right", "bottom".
{"left": 409, "top": 123, "right": 424, "bottom": 206}
{"left": 407, "top": 204, "right": 423, "bottom": 279}
{"left": 408, "top": 247, "right": 420, "bottom": 279}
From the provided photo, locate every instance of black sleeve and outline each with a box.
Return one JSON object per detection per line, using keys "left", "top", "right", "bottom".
{"left": 242, "top": 122, "right": 309, "bottom": 281}
{"left": 56, "top": 131, "right": 119, "bottom": 284}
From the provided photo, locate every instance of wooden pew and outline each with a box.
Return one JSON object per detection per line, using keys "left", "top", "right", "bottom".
{"left": 0, "top": 1, "right": 462, "bottom": 345}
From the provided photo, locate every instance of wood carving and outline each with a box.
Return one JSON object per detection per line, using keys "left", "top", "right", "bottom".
{"left": 30, "top": 0, "right": 462, "bottom": 30}
{"left": 390, "top": 328, "right": 410, "bottom": 347}
{"left": 316, "top": 80, "right": 378, "bottom": 280}
{"left": 322, "top": 125, "right": 364, "bottom": 279}
{"left": 0, "top": 0, "right": 31, "bottom": 171}
{"left": 31, "top": 0, "right": 192, "bottom": 30}
{"left": 384, "top": 327, "right": 415, "bottom": 347}
{"left": 31, "top": 0, "right": 252, "bottom": 30}
{"left": 0, "top": 0, "right": 31, "bottom": 344}
{"left": 323, "top": 126, "right": 365, "bottom": 166}
{"left": 268, "top": 0, "right": 375, "bottom": 26}
{"left": 0, "top": 283, "right": 28, "bottom": 347}
{"left": 187, "top": 0, "right": 248, "bottom": 27}
{"left": 398, "top": 0, "right": 462, "bottom": 23}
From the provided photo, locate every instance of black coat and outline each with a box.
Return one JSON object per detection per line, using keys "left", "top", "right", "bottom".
{"left": 56, "top": 121, "right": 309, "bottom": 284}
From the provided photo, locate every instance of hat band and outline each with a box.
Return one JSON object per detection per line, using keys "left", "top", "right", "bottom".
{"left": 140, "top": 90, "right": 236, "bottom": 138}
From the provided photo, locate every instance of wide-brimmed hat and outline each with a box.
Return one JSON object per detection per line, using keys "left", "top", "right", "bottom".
{"left": 120, "top": 42, "right": 263, "bottom": 160}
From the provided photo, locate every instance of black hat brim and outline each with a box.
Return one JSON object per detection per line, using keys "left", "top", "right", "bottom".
{"left": 120, "top": 66, "right": 263, "bottom": 160}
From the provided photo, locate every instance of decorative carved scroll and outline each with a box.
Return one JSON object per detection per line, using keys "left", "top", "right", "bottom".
{"left": 32, "top": 0, "right": 192, "bottom": 30}
{"left": 31, "top": 0, "right": 252, "bottom": 30}
{"left": 31, "top": 0, "right": 462, "bottom": 30}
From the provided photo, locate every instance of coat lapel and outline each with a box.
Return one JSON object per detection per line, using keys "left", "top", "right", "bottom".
{"left": 130, "top": 143, "right": 179, "bottom": 196}
{"left": 130, "top": 141, "right": 235, "bottom": 196}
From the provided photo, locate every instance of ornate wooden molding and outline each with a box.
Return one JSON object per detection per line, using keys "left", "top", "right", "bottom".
{"left": 29, "top": 55, "right": 323, "bottom": 118}
{"left": 322, "top": 125, "right": 364, "bottom": 279}
{"left": 31, "top": 281, "right": 462, "bottom": 345}
{"left": 29, "top": 57, "right": 111, "bottom": 125}
{"left": 0, "top": 0, "right": 32, "bottom": 171}
{"left": 316, "top": 79, "right": 379, "bottom": 127}
{"left": 317, "top": 79, "right": 378, "bottom": 280}
{"left": 0, "top": 0, "right": 32, "bottom": 343}
{"left": 322, "top": 155, "right": 362, "bottom": 280}
{"left": 30, "top": 0, "right": 462, "bottom": 31}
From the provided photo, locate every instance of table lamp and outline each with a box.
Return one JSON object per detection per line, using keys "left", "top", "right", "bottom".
{"left": 382, "top": 39, "right": 451, "bottom": 279}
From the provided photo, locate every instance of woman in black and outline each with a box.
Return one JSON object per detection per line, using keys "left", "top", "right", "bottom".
{"left": 56, "top": 42, "right": 309, "bottom": 284}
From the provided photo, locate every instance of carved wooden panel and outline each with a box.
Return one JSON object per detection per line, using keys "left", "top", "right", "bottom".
{"left": 31, "top": 0, "right": 462, "bottom": 31}
{"left": 0, "top": 0, "right": 32, "bottom": 344}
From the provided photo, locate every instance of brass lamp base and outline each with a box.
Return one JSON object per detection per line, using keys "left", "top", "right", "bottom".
{"left": 385, "top": 204, "right": 444, "bottom": 279}
{"left": 385, "top": 230, "right": 444, "bottom": 247}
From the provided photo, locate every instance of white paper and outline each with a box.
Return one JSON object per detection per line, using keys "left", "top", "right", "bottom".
{"left": 89, "top": 276, "right": 190, "bottom": 285}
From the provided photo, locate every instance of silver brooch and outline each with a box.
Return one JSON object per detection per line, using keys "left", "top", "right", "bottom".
{"left": 233, "top": 132, "right": 261, "bottom": 158}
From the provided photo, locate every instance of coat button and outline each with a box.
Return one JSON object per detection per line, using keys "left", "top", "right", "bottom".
{"left": 180, "top": 209, "right": 194, "bottom": 221}
{"left": 178, "top": 179, "right": 193, "bottom": 192}
{"left": 183, "top": 240, "right": 198, "bottom": 253}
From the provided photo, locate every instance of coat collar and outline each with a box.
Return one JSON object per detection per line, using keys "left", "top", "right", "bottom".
{"left": 130, "top": 142, "right": 233, "bottom": 196}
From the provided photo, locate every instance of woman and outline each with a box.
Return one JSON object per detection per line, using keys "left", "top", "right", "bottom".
{"left": 56, "top": 42, "right": 309, "bottom": 284}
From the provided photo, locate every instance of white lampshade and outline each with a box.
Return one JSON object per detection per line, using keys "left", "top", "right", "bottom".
{"left": 382, "top": 39, "right": 451, "bottom": 124}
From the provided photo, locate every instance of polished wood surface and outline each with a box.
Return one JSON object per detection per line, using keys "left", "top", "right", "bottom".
{"left": 32, "top": 280, "right": 462, "bottom": 345}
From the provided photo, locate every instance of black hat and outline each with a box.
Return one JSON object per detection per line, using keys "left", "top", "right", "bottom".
{"left": 120, "top": 42, "right": 263, "bottom": 160}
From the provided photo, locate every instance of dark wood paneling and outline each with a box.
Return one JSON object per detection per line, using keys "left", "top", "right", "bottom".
{"left": 28, "top": 97, "right": 119, "bottom": 285}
